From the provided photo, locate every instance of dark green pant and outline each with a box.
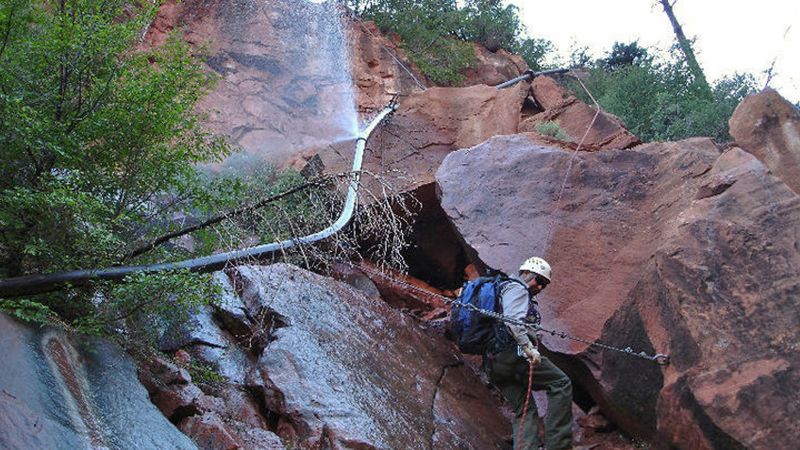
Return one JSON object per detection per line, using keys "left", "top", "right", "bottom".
{"left": 487, "top": 347, "right": 573, "bottom": 450}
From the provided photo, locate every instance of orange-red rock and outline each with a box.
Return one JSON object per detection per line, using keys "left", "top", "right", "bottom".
{"left": 350, "top": 20, "right": 428, "bottom": 113}
{"left": 317, "top": 83, "right": 526, "bottom": 197}
{"left": 436, "top": 134, "right": 800, "bottom": 448}
{"left": 460, "top": 43, "right": 529, "bottom": 87}
{"left": 519, "top": 76, "right": 641, "bottom": 150}
{"left": 729, "top": 88, "right": 800, "bottom": 194}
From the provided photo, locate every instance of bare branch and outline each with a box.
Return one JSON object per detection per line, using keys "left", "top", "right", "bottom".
{"left": 124, "top": 172, "right": 348, "bottom": 260}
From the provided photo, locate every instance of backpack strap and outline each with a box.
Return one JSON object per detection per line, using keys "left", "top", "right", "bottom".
{"left": 498, "top": 276, "right": 541, "bottom": 326}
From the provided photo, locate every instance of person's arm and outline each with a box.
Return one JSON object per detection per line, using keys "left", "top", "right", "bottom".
{"left": 500, "top": 282, "right": 539, "bottom": 363}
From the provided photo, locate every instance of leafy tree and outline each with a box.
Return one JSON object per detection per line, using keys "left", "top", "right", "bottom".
{"left": 513, "top": 37, "right": 555, "bottom": 72}
{"left": 0, "top": 0, "right": 236, "bottom": 326}
{"left": 572, "top": 44, "right": 757, "bottom": 142}
{"left": 346, "top": 0, "right": 555, "bottom": 84}
{"left": 600, "top": 41, "right": 650, "bottom": 70}
{"left": 458, "top": 0, "right": 521, "bottom": 52}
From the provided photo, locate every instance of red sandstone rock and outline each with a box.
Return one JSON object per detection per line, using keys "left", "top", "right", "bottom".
{"left": 317, "top": 83, "right": 525, "bottom": 198}
{"left": 729, "top": 88, "right": 800, "bottom": 194}
{"left": 175, "top": 349, "right": 192, "bottom": 366}
{"left": 519, "top": 76, "right": 641, "bottom": 150}
{"left": 350, "top": 20, "right": 428, "bottom": 113}
{"left": 179, "top": 413, "right": 243, "bottom": 450}
{"left": 355, "top": 259, "right": 451, "bottom": 317}
{"left": 144, "top": 0, "right": 375, "bottom": 167}
{"left": 436, "top": 134, "right": 800, "bottom": 448}
{"left": 460, "top": 43, "right": 529, "bottom": 87}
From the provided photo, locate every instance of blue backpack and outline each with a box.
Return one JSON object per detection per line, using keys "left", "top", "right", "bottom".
{"left": 450, "top": 274, "right": 526, "bottom": 355}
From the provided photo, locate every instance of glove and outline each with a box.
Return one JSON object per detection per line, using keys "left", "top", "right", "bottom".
{"left": 521, "top": 343, "right": 541, "bottom": 365}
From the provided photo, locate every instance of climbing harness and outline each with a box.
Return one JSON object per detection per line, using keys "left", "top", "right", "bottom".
{"left": 348, "top": 261, "right": 670, "bottom": 366}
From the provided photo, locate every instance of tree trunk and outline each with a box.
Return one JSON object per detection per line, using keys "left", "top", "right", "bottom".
{"left": 658, "top": 0, "right": 710, "bottom": 93}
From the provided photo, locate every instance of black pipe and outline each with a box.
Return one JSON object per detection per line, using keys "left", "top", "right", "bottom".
{"left": 0, "top": 102, "right": 398, "bottom": 299}
{"left": 496, "top": 68, "right": 570, "bottom": 89}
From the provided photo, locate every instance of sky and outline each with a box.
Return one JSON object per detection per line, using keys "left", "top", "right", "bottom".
{"left": 507, "top": 0, "right": 800, "bottom": 103}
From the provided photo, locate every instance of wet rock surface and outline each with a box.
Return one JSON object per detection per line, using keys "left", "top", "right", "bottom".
{"left": 729, "top": 88, "right": 800, "bottom": 194}
{"left": 139, "top": 264, "right": 512, "bottom": 449}
{"left": 144, "top": 0, "right": 367, "bottom": 168}
{"left": 436, "top": 133, "right": 800, "bottom": 448}
{"left": 234, "top": 264, "right": 510, "bottom": 449}
{"left": 0, "top": 313, "right": 197, "bottom": 450}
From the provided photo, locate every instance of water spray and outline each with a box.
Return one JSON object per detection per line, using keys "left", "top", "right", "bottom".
{"left": 0, "top": 99, "right": 399, "bottom": 298}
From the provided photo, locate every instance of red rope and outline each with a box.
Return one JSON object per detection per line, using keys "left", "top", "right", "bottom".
{"left": 516, "top": 360, "right": 535, "bottom": 450}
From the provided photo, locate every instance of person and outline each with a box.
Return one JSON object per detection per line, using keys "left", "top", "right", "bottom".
{"left": 485, "top": 256, "right": 573, "bottom": 450}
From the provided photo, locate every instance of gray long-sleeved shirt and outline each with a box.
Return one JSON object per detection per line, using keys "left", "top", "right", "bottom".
{"left": 499, "top": 275, "right": 535, "bottom": 348}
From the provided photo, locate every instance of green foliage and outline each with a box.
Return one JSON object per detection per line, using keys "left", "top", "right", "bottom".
{"left": 352, "top": 0, "right": 471, "bottom": 85}
{"left": 600, "top": 41, "right": 650, "bottom": 70}
{"left": 570, "top": 44, "right": 757, "bottom": 142}
{"left": 513, "top": 37, "right": 555, "bottom": 72}
{"left": 92, "top": 270, "right": 218, "bottom": 342}
{"left": 347, "top": 0, "right": 555, "bottom": 84}
{"left": 0, "top": 298, "right": 57, "bottom": 325}
{"left": 459, "top": 0, "right": 521, "bottom": 52}
{"left": 186, "top": 359, "right": 225, "bottom": 384}
{"left": 0, "top": 0, "right": 231, "bottom": 280}
{"left": 534, "top": 121, "right": 570, "bottom": 141}
{"left": 0, "top": 0, "right": 236, "bottom": 338}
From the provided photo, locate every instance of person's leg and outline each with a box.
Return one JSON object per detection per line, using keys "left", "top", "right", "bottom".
{"left": 530, "top": 357, "right": 573, "bottom": 450}
{"left": 488, "top": 348, "right": 541, "bottom": 450}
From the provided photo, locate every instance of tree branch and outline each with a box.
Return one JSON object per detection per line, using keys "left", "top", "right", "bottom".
{"left": 124, "top": 172, "right": 347, "bottom": 260}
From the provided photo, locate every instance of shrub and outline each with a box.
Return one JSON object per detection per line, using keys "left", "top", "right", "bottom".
{"left": 535, "top": 121, "right": 571, "bottom": 141}
{"left": 569, "top": 43, "right": 757, "bottom": 142}
{"left": 347, "top": 0, "right": 556, "bottom": 84}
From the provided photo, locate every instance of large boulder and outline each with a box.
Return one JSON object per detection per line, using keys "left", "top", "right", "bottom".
{"left": 460, "top": 43, "right": 529, "bottom": 87}
{"left": 0, "top": 313, "right": 197, "bottom": 450}
{"left": 729, "top": 88, "right": 800, "bottom": 194}
{"left": 435, "top": 134, "right": 800, "bottom": 448}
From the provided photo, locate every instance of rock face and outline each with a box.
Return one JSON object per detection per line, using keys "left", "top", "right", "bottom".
{"left": 460, "top": 43, "right": 528, "bottom": 87}
{"left": 436, "top": 134, "right": 800, "bottom": 448}
{"left": 144, "top": 0, "right": 382, "bottom": 168}
{"left": 234, "top": 264, "right": 510, "bottom": 449}
{"left": 144, "top": 0, "right": 533, "bottom": 170}
{"left": 350, "top": 20, "right": 428, "bottom": 113}
{"left": 729, "top": 88, "right": 800, "bottom": 194}
{"left": 519, "top": 76, "right": 641, "bottom": 151}
{"left": 0, "top": 313, "right": 197, "bottom": 450}
{"left": 317, "top": 83, "right": 525, "bottom": 198}
{"left": 145, "top": 264, "right": 510, "bottom": 449}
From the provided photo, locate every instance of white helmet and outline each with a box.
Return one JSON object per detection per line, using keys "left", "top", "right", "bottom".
{"left": 519, "top": 256, "right": 552, "bottom": 281}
